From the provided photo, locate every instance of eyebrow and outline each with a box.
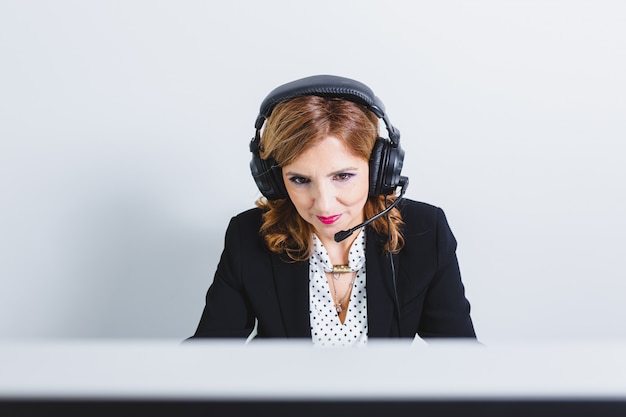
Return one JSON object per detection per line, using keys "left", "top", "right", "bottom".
{"left": 283, "top": 167, "right": 360, "bottom": 177}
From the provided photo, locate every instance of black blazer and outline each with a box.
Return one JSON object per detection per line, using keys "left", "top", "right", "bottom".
{"left": 191, "top": 199, "right": 476, "bottom": 340}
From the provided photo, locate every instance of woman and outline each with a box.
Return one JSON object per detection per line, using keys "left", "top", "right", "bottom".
{"left": 190, "top": 75, "right": 476, "bottom": 346}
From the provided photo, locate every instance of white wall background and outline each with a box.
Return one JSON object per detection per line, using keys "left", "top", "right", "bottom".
{"left": 1, "top": 0, "right": 624, "bottom": 343}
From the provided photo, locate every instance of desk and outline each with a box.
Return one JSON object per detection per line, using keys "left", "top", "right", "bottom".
{"left": 1, "top": 339, "right": 626, "bottom": 416}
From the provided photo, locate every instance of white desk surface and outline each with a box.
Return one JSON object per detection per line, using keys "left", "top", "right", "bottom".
{"left": 1, "top": 339, "right": 625, "bottom": 400}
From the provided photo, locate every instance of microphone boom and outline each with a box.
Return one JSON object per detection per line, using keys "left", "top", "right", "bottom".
{"left": 334, "top": 177, "right": 409, "bottom": 242}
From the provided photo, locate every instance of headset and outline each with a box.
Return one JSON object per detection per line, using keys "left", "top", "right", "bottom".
{"left": 249, "top": 74, "right": 406, "bottom": 201}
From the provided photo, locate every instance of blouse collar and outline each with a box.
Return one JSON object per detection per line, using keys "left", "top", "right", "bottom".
{"left": 311, "top": 229, "right": 366, "bottom": 272}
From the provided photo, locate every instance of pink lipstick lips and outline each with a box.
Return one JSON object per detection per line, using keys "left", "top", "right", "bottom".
{"left": 317, "top": 215, "right": 341, "bottom": 225}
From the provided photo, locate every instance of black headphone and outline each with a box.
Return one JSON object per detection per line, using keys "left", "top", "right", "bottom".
{"left": 249, "top": 75, "right": 405, "bottom": 200}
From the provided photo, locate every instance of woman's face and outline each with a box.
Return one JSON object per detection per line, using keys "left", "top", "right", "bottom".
{"left": 282, "top": 135, "right": 369, "bottom": 245}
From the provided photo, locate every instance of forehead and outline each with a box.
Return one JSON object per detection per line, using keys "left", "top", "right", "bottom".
{"left": 284, "top": 136, "right": 367, "bottom": 172}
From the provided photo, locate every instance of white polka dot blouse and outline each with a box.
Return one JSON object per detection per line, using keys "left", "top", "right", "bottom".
{"left": 309, "top": 230, "right": 367, "bottom": 347}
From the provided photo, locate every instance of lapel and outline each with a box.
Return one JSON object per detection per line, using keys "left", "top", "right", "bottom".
{"left": 365, "top": 227, "right": 398, "bottom": 337}
{"left": 271, "top": 254, "right": 312, "bottom": 338}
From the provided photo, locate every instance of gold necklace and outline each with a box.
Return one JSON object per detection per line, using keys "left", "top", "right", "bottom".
{"left": 331, "top": 264, "right": 351, "bottom": 280}
{"left": 328, "top": 272, "right": 356, "bottom": 313}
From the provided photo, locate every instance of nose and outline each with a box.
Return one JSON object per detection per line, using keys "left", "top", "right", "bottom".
{"left": 312, "top": 181, "right": 334, "bottom": 213}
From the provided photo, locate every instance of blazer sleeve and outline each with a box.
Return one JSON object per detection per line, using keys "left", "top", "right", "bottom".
{"left": 417, "top": 207, "right": 476, "bottom": 339}
{"left": 190, "top": 215, "right": 256, "bottom": 339}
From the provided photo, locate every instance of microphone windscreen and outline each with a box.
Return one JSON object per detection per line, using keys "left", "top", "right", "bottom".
{"left": 334, "top": 230, "right": 353, "bottom": 243}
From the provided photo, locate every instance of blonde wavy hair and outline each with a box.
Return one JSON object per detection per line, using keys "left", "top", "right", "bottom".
{"left": 255, "top": 95, "right": 404, "bottom": 262}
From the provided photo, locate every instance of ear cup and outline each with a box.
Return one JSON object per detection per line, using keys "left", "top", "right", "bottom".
{"left": 368, "top": 138, "right": 387, "bottom": 196}
{"left": 369, "top": 137, "right": 405, "bottom": 196}
{"left": 249, "top": 152, "right": 288, "bottom": 200}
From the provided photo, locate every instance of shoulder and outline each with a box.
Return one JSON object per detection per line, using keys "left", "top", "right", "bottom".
{"left": 223, "top": 207, "right": 265, "bottom": 249}
{"left": 397, "top": 198, "right": 440, "bottom": 218}
{"left": 397, "top": 199, "right": 456, "bottom": 241}
{"left": 231, "top": 207, "right": 264, "bottom": 227}
{"left": 397, "top": 199, "right": 444, "bottom": 230}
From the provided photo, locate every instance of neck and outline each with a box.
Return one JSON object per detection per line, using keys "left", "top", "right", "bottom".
{"left": 315, "top": 232, "right": 357, "bottom": 266}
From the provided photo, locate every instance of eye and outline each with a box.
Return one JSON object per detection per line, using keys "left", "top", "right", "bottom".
{"left": 288, "top": 176, "right": 310, "bottom": 185}
{"left": 333, "top": 172, "right": 355, "bottom": 182}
